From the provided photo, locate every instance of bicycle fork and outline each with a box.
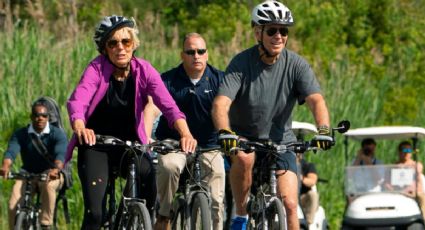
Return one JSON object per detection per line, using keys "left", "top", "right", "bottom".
{"left": 261, "top": 165, "right": 278, "bottom": 230}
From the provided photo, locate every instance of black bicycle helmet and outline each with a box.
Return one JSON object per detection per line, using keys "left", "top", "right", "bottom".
{"left": 251, "top": 1, "right": 294, "bottom": 27}
{"left": 93, "top": 15, "right": 135, "bottom": 53}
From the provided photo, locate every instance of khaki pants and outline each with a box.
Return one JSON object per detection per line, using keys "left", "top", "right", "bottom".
{"left": 8, "top": 174, "right": 63, "bottom": 230}
{"left": 300, "top": 190, "right": 319, "bottom": 225}
{"left": 156, "top": 150, "right": 225, "bottom": 230}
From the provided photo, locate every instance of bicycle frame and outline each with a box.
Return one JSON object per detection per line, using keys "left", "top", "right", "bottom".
{"left": 9, "top": 172, "right": 46, "bottom": 229}
{"left": 169, "top": 147, "right": 220, "bottom": 229}
{"left": 112, "top": 151, "right": 148, "bottom": 229}
{"left": 95, "top": 135, "right": 172, "bottom": 230}
{"left": 249, "top": 150, "right": 282, "bottom": 229}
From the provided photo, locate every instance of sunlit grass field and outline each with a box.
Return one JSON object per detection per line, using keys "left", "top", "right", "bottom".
{"left": 1, "top": 25, "right": 424, "bottom": 229}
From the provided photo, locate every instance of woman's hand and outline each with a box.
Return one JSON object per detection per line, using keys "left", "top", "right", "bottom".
{"left": 180, "top": 135, "right": 197, "bottom": 154}
{"left": 73, "top": 119, "right": 96, "bottom": 145}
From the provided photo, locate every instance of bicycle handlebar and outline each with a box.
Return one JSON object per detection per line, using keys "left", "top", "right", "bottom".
{"left": 94, "top": 135, "right": 179, "bottom": 153}
{"left": 234, "top": 135, "right": 335, "bottom": 154}
{"left": 7, "top": 171, "right": 47, "bottom": 181}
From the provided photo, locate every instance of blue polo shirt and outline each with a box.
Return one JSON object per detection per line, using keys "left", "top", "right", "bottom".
{"left": 155, "top": 63, "right": 224, "bottom": 147}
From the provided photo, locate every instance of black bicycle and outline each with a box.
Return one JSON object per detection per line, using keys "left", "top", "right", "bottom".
{"left": 155, "top": 140, "right": 221, "bottom": 230}
{"left": 235, "top": 121, "right": 350, "bottom": 230}
{"left": 7, "top": 170, "right": 47, "bottom": 230}
{"left": 95, "top": 135, "right": 175, "bottom": 230}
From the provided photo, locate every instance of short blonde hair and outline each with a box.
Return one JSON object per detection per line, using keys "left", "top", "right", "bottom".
{"left": 120, "top": 26, "right": 140, "bottom": 51}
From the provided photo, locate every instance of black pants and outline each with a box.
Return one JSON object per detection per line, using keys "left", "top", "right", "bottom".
{"left": 77, "top": 146, "right": 156, "bottom": 230}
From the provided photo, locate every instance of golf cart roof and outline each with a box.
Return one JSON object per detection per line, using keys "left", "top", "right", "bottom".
{"left": 292, "top": 121, "right": 317, "bottom": 136}
{"left": 344, "top": 126, "right": 425, "bottom": 140}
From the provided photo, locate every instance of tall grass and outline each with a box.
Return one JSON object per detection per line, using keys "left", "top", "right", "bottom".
{"left": 1, "top": 14, "right": 425, "bottom": 230}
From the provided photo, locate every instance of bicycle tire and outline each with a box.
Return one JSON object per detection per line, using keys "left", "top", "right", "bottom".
{"left": 190, "top": 193, "right": 211, "bottom": 230}
{"left": 172, "top": 197, "right": 190, "bottom": 230}
{"left": 266, "top": 198, "right": 287, "bottom": 230}
{"left": 124, "top": 202, "right": 152, "bottom": 230}
{"left": 172, "top": 207, "right": 187, "bottom": 230}
{"left": 14, "top": 211, "right": 35, "bottom": 230}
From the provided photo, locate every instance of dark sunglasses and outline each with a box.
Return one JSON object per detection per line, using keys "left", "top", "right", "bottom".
{"left": 32, "top": 112, "right": 49, "bottom": 118}
{"left": 106, "top": 38, "right": 133, "bottom": 49}
{"left": 184, "top": 49, "right": 207, "bottom": 56}
{"left": 265, "top": 27, "right": 289, "bottom": 37}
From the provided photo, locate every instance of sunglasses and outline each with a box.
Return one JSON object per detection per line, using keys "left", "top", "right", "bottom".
{"left": 106, "top": 38, "right": 133, "bottom": 49}
{"left": 184, "top": 49, "right": 207, "bottom": 56}
{"left": 402, "top": 148, "right": 413, "bottom": 153}
{"left": 32, "top": 112, "right": 49, "bottom": 118}
{"left": 265, "top": 27, "right": 289, "bottom": 37}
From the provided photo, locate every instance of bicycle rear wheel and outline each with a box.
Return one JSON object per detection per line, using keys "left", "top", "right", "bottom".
{"left": 266, "top": 198, "right": 287, "bottom": 230}
{"left": 190, "top": 193, "right": 211, "bottom": 230}
{"left": 15, "top": 211, "right": 38, "bottom": 230}
{"left": 125, "top": 202, "right": 152, "bottom": 230}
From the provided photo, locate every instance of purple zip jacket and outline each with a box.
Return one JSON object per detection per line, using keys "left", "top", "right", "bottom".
{"left": 65, "top": 55, "right": 185, "bottom": 162}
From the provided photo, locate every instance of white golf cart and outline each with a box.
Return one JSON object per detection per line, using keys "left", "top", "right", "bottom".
{"left": 342, "top": 126, "right": 425, "bottom": 230}
{"left": 292, "top": 121, "right": 328, "bottom": 230}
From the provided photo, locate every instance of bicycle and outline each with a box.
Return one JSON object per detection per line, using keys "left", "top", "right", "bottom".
{"left": 155, "top": 140, "right": 221, "bottom": 230}
{"left": 7, "top": 170, "right": 48, "bottom": 230}
{"left": 233, "top": 121, "right": 350, "bottom": 230}
{"left": 95, "top": 135, "right": 175, "bottom": 230}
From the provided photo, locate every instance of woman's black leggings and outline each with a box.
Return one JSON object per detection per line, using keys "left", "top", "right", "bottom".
{"left": 77, "top": 146, "right": 156, "bottom": 230}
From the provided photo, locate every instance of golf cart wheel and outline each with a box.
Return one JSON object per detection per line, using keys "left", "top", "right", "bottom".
{"left": 407, "top": 222, "right": 424, "bottom": 230}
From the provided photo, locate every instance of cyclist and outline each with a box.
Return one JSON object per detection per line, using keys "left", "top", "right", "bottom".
{"left": 211, "top": 1, "right": 332, "bottom": 229}
{"left": 146, "top": 33, "right": 225, "bottom": 230}
{"left": 66, "top": 15, "right": 197, "bottom": 229}
{"left": 1, "top": 101, "right": 67, "bottom": 230}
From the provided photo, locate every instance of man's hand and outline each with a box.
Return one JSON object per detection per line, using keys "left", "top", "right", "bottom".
{"left": 218, "top": 129, "right": 239, "bottom": 155}
{"left": 48, "top": 168, "right": 60, "bottom": 181}
{"left": 0, "top": 167, "right": 9, "bottom": 179}
{"left": 1, "top": 159, "right": 12, "bottom": 179}
{"left": 311, "top": 125, "right": 333, "bottom": 150}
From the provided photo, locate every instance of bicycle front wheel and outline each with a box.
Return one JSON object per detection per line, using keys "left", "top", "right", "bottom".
{"left": 125, "top": 202, "right": 152, "bottom": 230}
{"left": 190, "top": 193, "right": 211, "bottom": 230}
{"left": 266, "top": 198, "right": 287, "bottom": 230}
{"left": 15, "top": 211, "right": 38, "bottom": 230}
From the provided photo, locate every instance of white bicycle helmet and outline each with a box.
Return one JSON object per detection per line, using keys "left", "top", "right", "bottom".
{"left": 251, "top": 1, "right": 294, "bottom": 27}
{"left": 93, "top": 15, "right": 135, "bottom": 53}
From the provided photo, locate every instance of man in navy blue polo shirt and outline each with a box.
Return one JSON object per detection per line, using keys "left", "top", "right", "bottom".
{"left": 152, "top": 33, "right": 225, "bottom": 230}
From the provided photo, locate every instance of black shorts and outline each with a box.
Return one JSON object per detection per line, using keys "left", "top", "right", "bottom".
{"left": 255, "top": 149, "right": 297, "bottom": 174}
{"left": 224, "top": 149, "right": 297, "bottom": 174}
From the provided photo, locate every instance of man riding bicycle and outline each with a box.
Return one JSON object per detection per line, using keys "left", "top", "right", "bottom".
{"left": 1, "top": 100, "right": 67, "bottom": 230}
{"left": 212, "top": 1, "right": 332, "bottom": 229}
{"left": 146, "top": 33, "right": 225, "bottom": 230}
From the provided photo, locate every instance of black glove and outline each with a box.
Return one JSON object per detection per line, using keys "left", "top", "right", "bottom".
{"left": 218, "top": 129, "right": 239, "bottom": 155}
{"left": 311, "top": 125, "right": 333, "bottom": 150}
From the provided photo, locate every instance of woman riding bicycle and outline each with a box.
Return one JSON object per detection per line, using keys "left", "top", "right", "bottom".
{"left": 66, "top": 15, "right": 197, "bottom": 229}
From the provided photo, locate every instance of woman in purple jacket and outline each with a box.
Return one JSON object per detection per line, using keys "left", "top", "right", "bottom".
{"left": 66, "top": 15, "right": 197, "bottom": 229}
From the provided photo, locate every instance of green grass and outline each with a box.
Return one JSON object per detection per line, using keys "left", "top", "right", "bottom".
{"left": 1, "top": 20, "right": 425, "bottom": 229}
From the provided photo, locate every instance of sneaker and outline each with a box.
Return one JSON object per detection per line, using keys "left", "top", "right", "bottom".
{"left": 231, "top": 217, "right": 248, "bottom": 230}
